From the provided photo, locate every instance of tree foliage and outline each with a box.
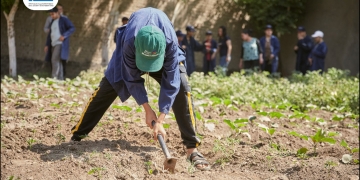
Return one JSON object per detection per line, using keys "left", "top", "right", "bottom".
{"left": 235, "top": 0, "right": 308, "bottom": 36}
{"left": 1, "top": 0, "right": 16, "bottom": 14}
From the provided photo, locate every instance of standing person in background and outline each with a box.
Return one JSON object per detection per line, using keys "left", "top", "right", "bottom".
{"left": 294, "top": 26, "right": 313, "bottom": 75}
{"left": 182, "top": 25, "right": 203, "bottom": 76}
{"left": 309, "top": 30, "right": 327, "bottom": 74}
{"left": 239, "top": 29, "right": 263, "bottom": 72}
{"left": 44, "top": 7, "right": 75, "bottom": 80}
{"left": 114, "top": 17, "right": 129, "bottom": 43}
{"left": 121, "top": 16, "right": 129, "bottom": 25}
{"left": 202, "top": 30, "right": 217, "bottom": 75}
{"left": 259, "top": 25, "right": 280, "bottom": 74}
{"left": 43, "top": 4, "right": 69, "bottom": 78}
{"left": 44, "top": 4, "right": 67, "bottom": 34}
{"left": 212, "top": 26, "right": 232, "bottom": 76}
{"left": 176, "top": 30, "right": 184, "bottom": 47}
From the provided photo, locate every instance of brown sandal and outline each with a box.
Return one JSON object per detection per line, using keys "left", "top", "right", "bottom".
{"left": 187, "top": 152, "right": 211, "bottom": 171}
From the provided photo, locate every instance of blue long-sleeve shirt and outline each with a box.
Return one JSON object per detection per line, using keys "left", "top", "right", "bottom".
{"left": 259, "top": 35, "right": 280, "bottom": 60}
{"left": 310, "top": 41, "right": 327, "bottom": 59}
{"left": 105, "top": 7, "right": 185, "bottom": 114}
{"left": 309, "top": 41, "right": 328, "bottom": 72}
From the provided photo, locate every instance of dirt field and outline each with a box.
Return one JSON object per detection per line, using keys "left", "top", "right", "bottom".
{"left": 1, "top": 77, "right": 359, "bottom": 180}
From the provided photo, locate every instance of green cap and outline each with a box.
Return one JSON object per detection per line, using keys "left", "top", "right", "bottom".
{"left": 135, "top": 25, "right": 166, "bottom": 72}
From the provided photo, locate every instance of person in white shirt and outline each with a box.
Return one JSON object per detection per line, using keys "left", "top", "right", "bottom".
{"left": 44, "top": 4, "right": 67, "bottom": 34}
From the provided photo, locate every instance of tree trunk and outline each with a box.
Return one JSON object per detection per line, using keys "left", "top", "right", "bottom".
{"left": 3, "top": 0, "right": 19, "bottom": 78}
{"left": 171, "top": 1, "right": 183, "bottom": 24}
{"left": 101, "top": 0, "right": 121, "bottom": 67}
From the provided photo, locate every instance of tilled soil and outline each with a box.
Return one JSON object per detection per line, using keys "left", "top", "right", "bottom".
{"left": 1, "top": 81, "right": 359, "bottom": 180}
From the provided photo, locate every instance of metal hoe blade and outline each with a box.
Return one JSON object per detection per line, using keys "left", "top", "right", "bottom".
{"left": 151, "top": 121, "right": 178, "bottom": 173}
{"left": 164, "top": 157, "right": 177, "bottom": 173}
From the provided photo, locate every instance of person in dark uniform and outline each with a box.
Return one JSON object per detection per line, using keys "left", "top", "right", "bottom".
{"left": 113, "top": 17, "right": 129, "bottom": 43}
{"left": 176, "top": 30, "right": 184, "bottom": 46}
{"left": 182, "top": 25, "right": 203, "bottom": 76}
{"left": 70, "top": 7, "right": 210, "bottom": 171}
{"left": 309, "top": 30, "right": 328, "bottom": 74}
{"left": 294, "top": 26, "right": 313, "bottom": 75}
{"left": 202, "top": 30, "right": 217, "bottom": 75}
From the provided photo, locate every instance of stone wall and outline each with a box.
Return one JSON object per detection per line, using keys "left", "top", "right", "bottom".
{"left": 1, "top": 0, "right": 359, "bottom": 76}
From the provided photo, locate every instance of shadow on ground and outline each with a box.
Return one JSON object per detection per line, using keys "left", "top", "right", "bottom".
{"left": 30, "top": 138, "right": 157, "bottom": 162}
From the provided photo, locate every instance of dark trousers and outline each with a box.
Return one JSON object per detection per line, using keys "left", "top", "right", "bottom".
{"left": 71, "top": 63, "right": 201, "bottom": 148}
{"left": 62, "top": 60, "right": 67, "bottom": 78}
{"left": 243, "top": 59, "right": 260, "bottom": 71}
{"left": 203, "top": 58, "right": 216, "bottom": 75}
{"left": 296, "top": 60, "right": 310, "bottom": 75}
{"left": 311, "top": 58, "right": 325, "bottom": 74}
{"left": 262, "top": 60, "right": 272, "bottom": 73}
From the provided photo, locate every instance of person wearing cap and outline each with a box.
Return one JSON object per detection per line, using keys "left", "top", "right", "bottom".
{"left": 211, "top": 26, "right": 232, "bottom": 76}
{"left": 309, "top": 30, "right": 327, "bottom": 73}
{"left": 44, "top": 4, "right": 67, "bottom": 34}
{"left": 259, "top": 25, "right": 280, "bottom": 74}
{"left": 202, "top": 30, "right": 217, "bottom": 75}
{"left": 176, "top": 30, "right": 184, "bottom": 46}
{"left": 70, "top": 7, "right": 211, "bottom": 171}
{"left": 113, "top": 17, "right": 129, "bottom": 43}
{"left": 239, "top": 29, "right": 263, "bottom": 72}
{"left": 182, "top": 25, "right": 203, "bottom": 76}
{"left": 44, "top": 7, "right": 75, "bottom": 80}
{"left": 294, "top": 26, "right": 313, "bottom": 75}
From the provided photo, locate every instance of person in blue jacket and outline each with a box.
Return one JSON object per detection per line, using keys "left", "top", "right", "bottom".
{"left": 202, "top": 30, "right": 217, "bottom": 75}
{"left": 294, "top": 26, "right": 313, "bottom": 75}
{"left": 182, "top": 25, "right": 203, "bottom": 76}
{"left": 70, "top": 7, "right": 210, "bottom": 171}
{"left": 259, "top": 25, "right": 280, "bottom": 74}
{"left": 44, "top": 7, "right": 75, "bottom": 80}
{"left": 309, "top": 30, "right": 328, "bottom": 73}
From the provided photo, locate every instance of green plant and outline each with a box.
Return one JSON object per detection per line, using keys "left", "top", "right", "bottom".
{"left": 353, "top": 159, "right": 359, "bottom": 164}
{"left": 112, "top": 105, "right": 132, "bottom": 112}
{"left": 27, "top": 138, "right": 36, "bottom": 149}
{"left": 88, "top": 167, "right": 105, "bottom": 178}
{"left": 163, "top": 123, "right": 170, "bottom": 129}
{"left": 340, "top": 140, "right": 359, "bottom": 155}
{"left": 8, "top": 175, "right": 20, "bottom": 180}
{"left": 288, "top": 131, "right": 309, "bottom": 141}
{"left": 265, "top": 155, "right": 276, "bottom": 172}
{"left": 79, "top": 134, "right": 89, "bottom": 140}
{"left": 186, "top": 162, "right": 196, "bottom": 174}
{"left": 325, "top": 160, "right": 337, "bottom": 168}
{"left": 310, "top": 129, "right": 337, "bottom": 155}
{"left": 116, "top": 128, "right": 122, "bottom": 135}
{"left": 223, "top": 118, "right": 249, "bottom": 134}
{"left": 104, "top": 153, "right": 112, "bottom": 160}
{"left": 144, "top": 161, "right": 153, "bottom": 174}
{"left": 1, "top": 122, "right": 5, "bottom": 131}
{"left": 56, "top": 133, "right": 65, "bottom": 145}
{"left": 213, "top": 138, "right": 240, "bottom": 168}
{"left": 296, "top": 147, "right": 308, "bottom": 159}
